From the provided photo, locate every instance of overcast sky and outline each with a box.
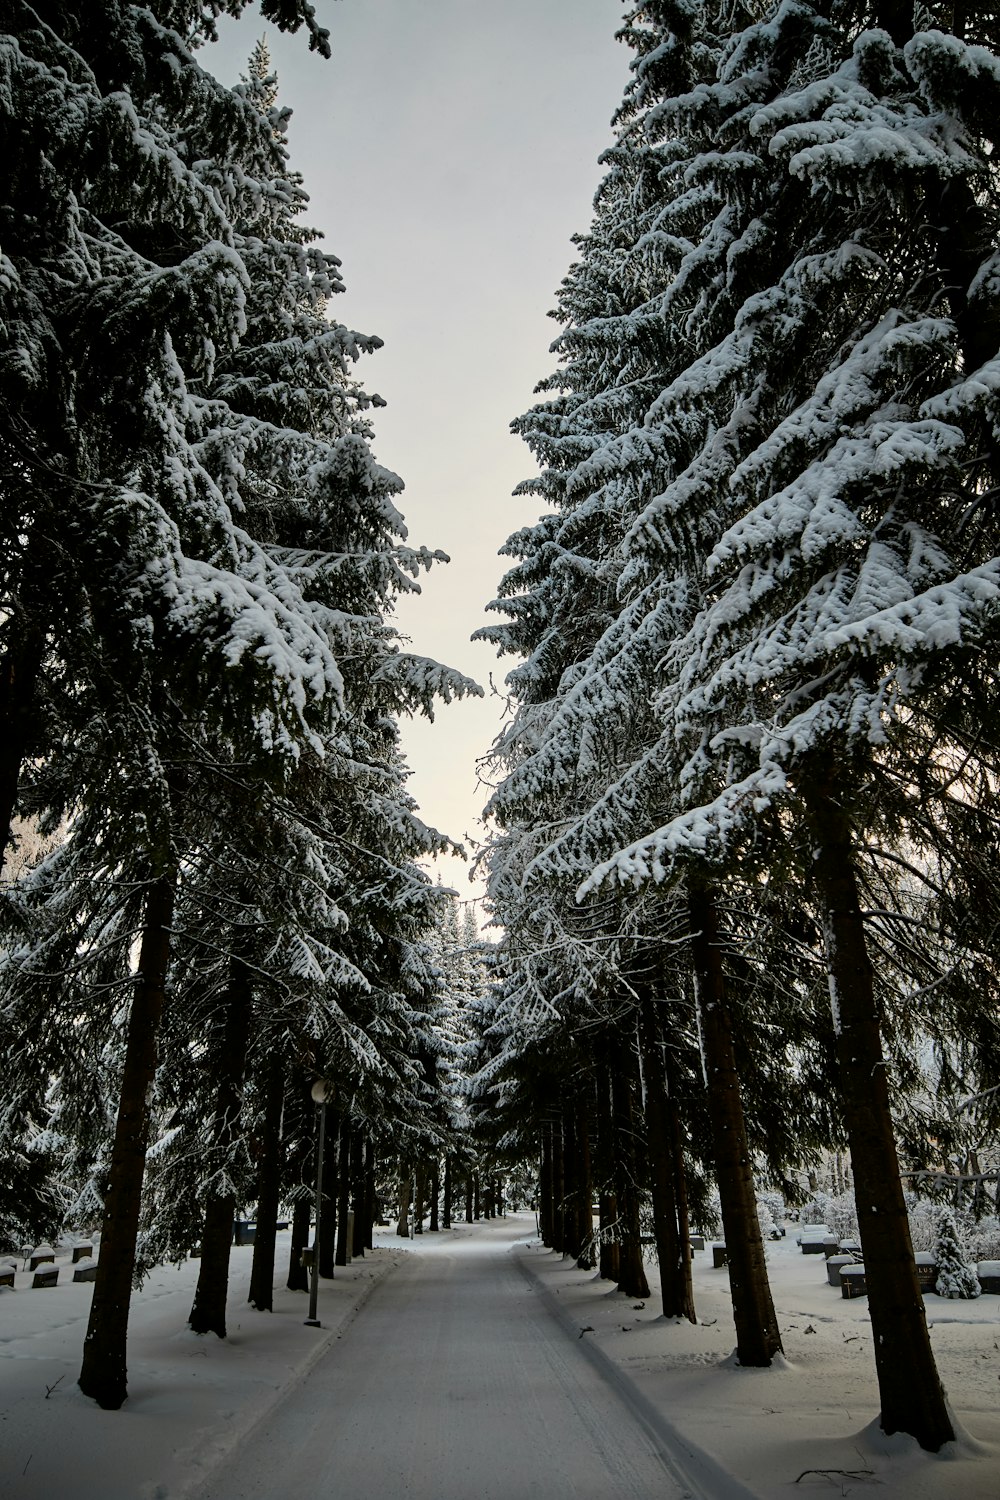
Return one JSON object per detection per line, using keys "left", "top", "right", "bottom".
{"left": 209, "top": 0, "right": 628, "bottom": 910}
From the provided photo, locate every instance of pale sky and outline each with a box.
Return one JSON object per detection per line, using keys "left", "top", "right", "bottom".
{"left": 209, "top": 0, "right": 628, "bottom": 911}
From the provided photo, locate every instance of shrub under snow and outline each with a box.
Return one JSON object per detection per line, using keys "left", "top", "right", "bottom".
{"left": 933, "top": 1210, "right": 981, "bottom": 1300}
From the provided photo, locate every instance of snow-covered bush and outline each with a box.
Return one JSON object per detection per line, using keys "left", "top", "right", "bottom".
{"left": 964, "top": 1215, "right": 1000, "bottom": 1264}
{"left": 906, "top": 1197, "right": 1000, "bottom": 1262}
{"left": 934, "top": 1211, "right": 981, "bottom": 1299}
{"left": 801, "top": 1192, "right": 857, "bottom": 1241}
{"left": 906, "top": 1195, "right": 941, "bottom": 1254}
{"left": 756, "top": 1194, "right": 783, "bottom": 1240}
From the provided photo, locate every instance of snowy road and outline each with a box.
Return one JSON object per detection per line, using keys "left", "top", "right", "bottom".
{"left": 194, "top": 1220, "right": 714, "bottom": 1500}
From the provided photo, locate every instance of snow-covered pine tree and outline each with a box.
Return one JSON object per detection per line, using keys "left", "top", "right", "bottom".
{"left": 1, "top": 2, "right": 478, "bottom": 1407}
{"left": 578, "top": 0, "right": 1000, "bottom": 1451}
{"left": 933, "top": 1209, "right": 981, "bottom": 1299}
{"left": 480, "top": 0, "right": 796, "bottom": 1355}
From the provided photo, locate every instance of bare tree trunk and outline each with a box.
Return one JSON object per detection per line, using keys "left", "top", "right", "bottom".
{"left": 593, "top": 1065, "right": 619, "bottom": 1282}
{"left": 637, "top": 994, "right": 693, "bottom": 1319}
{"left": 334, "top": 1115, "right": 353, "bottom": 1267}
{"left": 364, "top": 1139, "right": 376, "bottom": 1249}
{"left": 350, "top": 1130, "right": 366, "bottom": 1258}
{"left": 396, "top": 1167, "right": 412, "bottom": 1237}
{"left": 318, "top": 1114, "right": 338, "bottom": 1277}
{"left": 464, "top": 1173, "right": 473, "bottom": 1224}
{"left": 0, "top": 625, "right": 46, "bottom": 857}
{"left": 78, "top": 876, "right": 174, "bottom": 1409}
{"left": 429, "top": 1160, "right": 440, "bottom": 1231}
{"left": 802, "top": 765, "right": 953, "bottom": 1451}
{"left": 413, "top": 1162, "right": 427, "bottom": 1234}
{"left": 248, "top": 1055, "right": 284, "bottom": 1312}
{"left": 442, "top": 1155, "right": 452, "bottom": 1229}
{"left": 562, "top": 1103, "right": 580, "bottom": 1257}
{"left": 609, "top": 1035, "right": 651, "bottom": 1300}
{"left": 552, "top": 1123, "right": 566, "bottom": 1253}
{"left": 287, "top": 1197, "right": 310, "bottom": 1292}
{"left": 669, "top": 1096, "right": 697, "bottom": 1324}
{"left": 189, "top": 959, "right": 252, "bottom": 1337}
{"left": 689, "top": 878, "right": 781, "bottom": 1366}
{"left": 539, "top": 1125, "right": 554, "bottom": 1246}
{"left": 574, "top": 1095, "right": 595, "bottom": 1270}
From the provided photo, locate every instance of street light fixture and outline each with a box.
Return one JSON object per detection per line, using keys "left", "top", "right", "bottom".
{"left": 304, "top": 1078, "right": 334, "bottom": 1327}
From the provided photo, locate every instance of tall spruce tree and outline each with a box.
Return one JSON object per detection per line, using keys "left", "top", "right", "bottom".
{"left": 480, "top": 0, "right": 793, "bottom": 1359}
{"left": 578, "top": 0, "right": 1000, "bottom": 1451}
{"left": 0, "top": 0, "right": 478, "bottom": 1408}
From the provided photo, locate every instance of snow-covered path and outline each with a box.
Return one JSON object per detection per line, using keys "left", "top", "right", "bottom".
{"left": 194, "top": 1218, "right": 731, "bottom": 1500}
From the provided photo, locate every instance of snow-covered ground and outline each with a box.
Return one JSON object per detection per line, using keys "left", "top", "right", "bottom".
{"left": 519, "top": 1226, "right": 1000, "bottom": 1500}
{"left": 1, "top": 1217, "right": 997, "bottom": 1499}
{"left": 0, "top": 1235, "right": 400, "bottom": 1499}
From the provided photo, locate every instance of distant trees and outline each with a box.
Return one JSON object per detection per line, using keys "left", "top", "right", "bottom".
{"left": 0, "top": 0, "right": 479, "bottom": 1410}
{"left": 481, "top": 0, "right": 1000, "bottom": 1452}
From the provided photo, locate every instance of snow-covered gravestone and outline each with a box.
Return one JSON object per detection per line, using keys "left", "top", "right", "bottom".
{"left": 977, "top": 1261, "right": 1000, "bottom": 1294}
{"left": 933, "top": 1212, "right": 980, "bottom": 1300}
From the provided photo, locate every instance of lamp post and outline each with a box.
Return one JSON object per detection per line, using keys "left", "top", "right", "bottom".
{"left": 305, "top": 1078, "right": 333, "bottom": 1328}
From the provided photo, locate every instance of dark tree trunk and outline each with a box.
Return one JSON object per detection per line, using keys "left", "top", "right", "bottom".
{"left": 188, "top": 1197, "right": 235, "bottom": 1337}
{"left": 594, "top": 1067, "right": 619, "bottom": 1281}
{"left": 609, "top": 1036, "right": 651, "bottom": 1300}
{"left": 335, "top": 1115, "right": 353, "bottom": 1267}
{"left": 189, "top": 959, "right": 253, "bottom": 1337}
{"left": 350, "top": 1130, "right": 366, "bottom": 1258}
{"left": 79, "top": 877, "right": 174, "bottom": 1409}
{"left": 287, "top": 1197, "right": 310, "bottom": 1292}
{"left": 802, "top": 766, "right": 954, "bottom": 1451}
{"left": 413, "top": 1161, "right": 427, "bottom": 1234}
{"left": 562, "top": 1094, "right": 593, "bottom": 1267}
{"left": 689, "top": 878, "right": 781, "bottom": 1366}
{"left": 637, "top": 994, "right": 693, "bottom": 1320}
{"left": 0, "top": 624, "right": 46, "bottom": 856}
{"left": 363, "top": 1140, "right": 376, "bottom": 1250}
{"left": 318, "top": 1115, "right": 338, "bottom": 1277}
{"left": 574, "top": 1096, "right": 594, "bottom": 1269}
{"left": 551, "top": 1124, "right": 565, "bottom": 1253}
{"left": 599, "top": 1190, "right": 620, "bottom": 1283}
{"left": 669, "top": 1096, "right": 697, "bottom": 1324}
{"left": 429, "top": 1160, "right": 440, "bottom": 1231}
{"left": 249, "top": 1056, "right": 285, "bottom": 1312}
{"left": 464, "top": 1173, "right": 473, "bottom": 1224}
{"left": 562, "top": 1103, "right": 579, "bottom": 1256}
{"left": 443, "top": 1155, "right": 453, "bottom": 1229}
{"left": 473, "top": 1173, "right": 481, "bottom": 1222}
{"left": 539, "top": 1125, "right": 553, "bottom": 1246}
{"left": 396, "top": 1168, "right": 412, "bottom": 1237}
